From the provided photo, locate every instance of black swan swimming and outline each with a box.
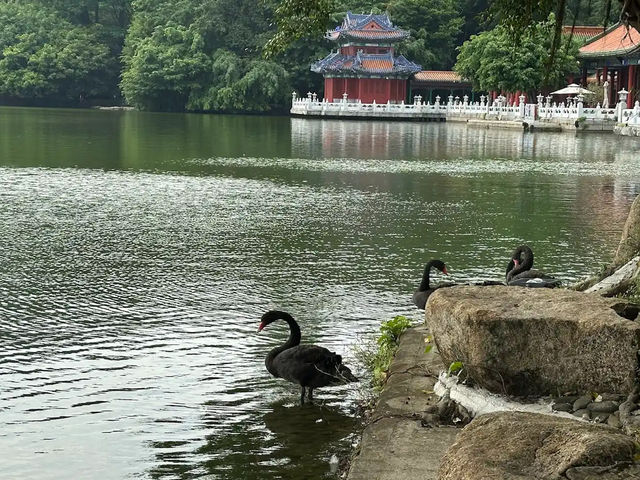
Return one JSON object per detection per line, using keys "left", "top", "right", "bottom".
{"left": 412, "top": 259, "right": 453, "bottom": 309}
{"left": 258, "top": 310, "right": 358, "bottom": 404}
{"left": 506, "top": 245, "right": 561, "bottom": 288}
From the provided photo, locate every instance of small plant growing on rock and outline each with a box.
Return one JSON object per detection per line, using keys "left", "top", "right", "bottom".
{"left": 424, "top": 335, "right": 433, "bottom": 353}
{"left": 449, "top": 361, "right": 464, "bottom": 375}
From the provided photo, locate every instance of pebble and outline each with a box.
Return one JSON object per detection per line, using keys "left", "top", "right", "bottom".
{"left": 572, "top": 409, "right": 590, "bottom": 420}
{"left": 607, "top": 412, "right": 622, "bottom": 428}
{"left": 436, "top": 394, "right": 455, "bottom": 418}
{"left": 592, "top": 413, "right": 610, "bottom": 423}
{"left": 587, "top": 401, "right": 620, "bottom": 413}
{"left": 598, "top": 393, "right": 625, "bottom": 402}
{"left": 552, "top": 402, "right": 573, "bottom": 412}
{"left": 572, "top": 394, "right": 592, "bottom": 411}
{"left": 555, "top": 395, "right": 580, "bottom": 404}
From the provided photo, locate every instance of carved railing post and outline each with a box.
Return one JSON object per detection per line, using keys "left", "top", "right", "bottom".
{"left": 618, "top": 89, "right": 629, "bottom": 123}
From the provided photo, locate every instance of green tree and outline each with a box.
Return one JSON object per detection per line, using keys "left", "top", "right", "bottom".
{"left": 388, "top": 0, "right": 463, "bottom": 69}
{"left": 121, "top": 0, "right": 292, "bottom": 112}
{"left": 0, "top": 3, "right": 111, "bottom": 103}
{"left": 455, "top": 19, "right": 580, "bottom": 94}
{"left": 121, "top": 24, "right": 210, "bottom": 110}
{"left": 186, "top": 50, "right": 290, "bottom": 112}
{"left": 264, "top": 0, "right": 335, "bottom": 58}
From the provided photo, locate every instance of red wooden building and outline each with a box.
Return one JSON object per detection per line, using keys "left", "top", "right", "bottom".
{"left": 311, "top": 12, "right": 421, "bottom": 104}
{"left": 578, "top": 23, "right": 640, "bottom": 107}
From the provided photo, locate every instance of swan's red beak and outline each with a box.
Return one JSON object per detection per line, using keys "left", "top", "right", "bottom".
{"left": 257, "top": 322, "right": 265, "bottom": 333}
{"left": 442, "top": 267, "right": 448, "bottom": 275}
{"left": 513, "top": 259, "right": 519, "bottom": 266}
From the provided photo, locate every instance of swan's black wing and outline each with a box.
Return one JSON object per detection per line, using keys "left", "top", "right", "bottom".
{"left": 272, "top": 345, "right": 358, "bottom": 388}
{"left": 473, "top": 280, "right": 506, "bottom": 286}
{"left": 508, "top": 270, "right": 561, "bottom": 288}
{"left": 509, "top": 269, "right": 561, "bottom": 287}
{"left": 413, "top": 283, "right": 457, "bottom": 309}
{"left": 510, "top": 269, "right": 554, "bottom": 280}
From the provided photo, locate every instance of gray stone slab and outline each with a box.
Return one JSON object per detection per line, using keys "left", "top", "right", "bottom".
{"left": 347, "top": 326, "right": 460, "bottom": 480}
{"left": 348, "top": 418, "right": 459, "bottom": 480}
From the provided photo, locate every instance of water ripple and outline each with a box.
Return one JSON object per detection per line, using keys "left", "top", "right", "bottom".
{"left": 0, "top": 124, "right": 638, "bottom": 479}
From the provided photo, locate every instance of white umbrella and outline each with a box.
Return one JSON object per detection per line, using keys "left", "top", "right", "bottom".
{"left": 550, "top": 83, "right": 594, "bottom": 95}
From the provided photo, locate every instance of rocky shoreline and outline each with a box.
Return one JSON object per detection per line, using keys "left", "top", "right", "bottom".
{"left": 345, "top": 195, "right": 640, "bottom": 479}
{"left": 346, "top": 286, "right": 640, "bottom": 479}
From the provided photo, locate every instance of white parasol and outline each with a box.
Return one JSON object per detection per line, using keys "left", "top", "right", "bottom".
{"left": 550, "top": 83, "right": 594, "bottom": 95}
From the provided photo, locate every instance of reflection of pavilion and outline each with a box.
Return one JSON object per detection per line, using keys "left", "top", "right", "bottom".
{"left": 290, "top": 118, "right": 626, "bottom": 162}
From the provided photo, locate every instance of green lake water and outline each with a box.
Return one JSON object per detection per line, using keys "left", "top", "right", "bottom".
{"left": 1, "top": 106, "right": 640, "bottom": 479}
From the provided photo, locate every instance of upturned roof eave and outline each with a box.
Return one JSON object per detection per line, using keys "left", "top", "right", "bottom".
{"left": 578, "top": 44, "right": 640, "bottom": 58}
{"left": 576, "top": 22, "right": 640, "bottom": 58}
{"left": 326, "top": 31, "right": 410, "bottom": 42}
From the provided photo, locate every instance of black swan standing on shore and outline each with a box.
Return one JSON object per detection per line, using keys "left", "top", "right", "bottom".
{"left": 258, "top": 310, "right": 358, "bottom": 404}
{"left": 412, "top": 259, "right": 452, "bottom": 309}
{"left": 506, "top": 245, "right": 561, "bottom": 288}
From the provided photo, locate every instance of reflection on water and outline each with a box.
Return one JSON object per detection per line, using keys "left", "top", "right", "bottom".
{"left": 291, "top": 117, "right": 640, "bottom": 163}
{"left": 186, "top": 401, "right": 357, "bottom": 480}
{"left": 1, "top": 108, "right": 640, "bottom": 479}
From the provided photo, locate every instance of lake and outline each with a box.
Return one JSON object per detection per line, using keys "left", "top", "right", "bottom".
{"left": 1, "top": 106, "right": 640, "bottom": 479}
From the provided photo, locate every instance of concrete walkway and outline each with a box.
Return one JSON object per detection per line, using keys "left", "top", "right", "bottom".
{"left": 347, "top": 326, "right": 459, "bottom": 480}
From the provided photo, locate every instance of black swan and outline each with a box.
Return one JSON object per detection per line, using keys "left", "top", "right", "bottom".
{"left": 258, "top": 310, "right": 358, "bottom": 403}
{"left": 506, "top": 245, "right": 561, "bottom": 288}
{"left": 412, "top": 259, "right": 452, "bottom": 309}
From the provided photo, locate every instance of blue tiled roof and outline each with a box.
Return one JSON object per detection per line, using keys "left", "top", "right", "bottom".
{"left": 344, "top": 12, "right": 394, "bottom": 30}
{"left": 328, "top": 12, "right": 410, "bottom": 43}
{"left": 311, "top": 50, "right": 421, "bottom": 76}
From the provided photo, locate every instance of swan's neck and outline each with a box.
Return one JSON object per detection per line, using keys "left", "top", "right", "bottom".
{"left": 507, "top": 249, "right": 534, "bottom": 281}
{"left": 418, "top": 262, "right": 435, "bottom": 292}
{"left": 265, "top": 313, "right": 301, "bottom": 372}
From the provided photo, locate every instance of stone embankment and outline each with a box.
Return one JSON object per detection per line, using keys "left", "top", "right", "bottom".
{"left": 346, "top": 286, "right": 640, "bottom": 480}
{"left": 347, "top": 326, "right": 458, "bottom": 480}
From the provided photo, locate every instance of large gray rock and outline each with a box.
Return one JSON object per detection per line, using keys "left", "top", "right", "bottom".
{"left": 426, "top": 286, "right": 640, "bottom": 396}
{"left": 439, "top": 412, "right": 636, "bottom": 480}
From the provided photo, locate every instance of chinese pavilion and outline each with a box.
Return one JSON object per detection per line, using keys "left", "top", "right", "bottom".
{"left": 311, "top": 12, "right": 421, "bottom": 104}
{"left": 578, "top": 23, "right": 640, "bottom": 107}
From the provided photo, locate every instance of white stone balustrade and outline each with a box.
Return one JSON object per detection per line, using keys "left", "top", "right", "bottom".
{"left": 290, "top": 91, "right": 640, "bottom": 128}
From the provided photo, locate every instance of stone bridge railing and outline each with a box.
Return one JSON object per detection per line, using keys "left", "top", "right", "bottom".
{"left": 291, "top": 90, "right": 640, "bottom": 127}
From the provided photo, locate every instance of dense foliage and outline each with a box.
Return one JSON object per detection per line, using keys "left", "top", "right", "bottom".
{"left": 0, "top": 3, "right": 113, "bottom": 104}
{"left": 0, "top": 0, "right": 620, "bottom": 110}
{"left": 455, "top": 19, "right": 581, "bottom": 93}
{"left": 120, "top": 0, "right": 291, "bottom": 111}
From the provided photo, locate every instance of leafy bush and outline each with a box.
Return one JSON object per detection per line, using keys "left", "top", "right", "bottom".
{"left": 356, "top": 315, "right": 413, "bottom": 389}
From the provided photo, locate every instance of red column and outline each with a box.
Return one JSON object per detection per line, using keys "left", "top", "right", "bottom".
{"left": 628, "top": 66, "right": 635, "bottom": 108}
{"left": 386, "top": 79, "right": 391, "bottom": 103}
